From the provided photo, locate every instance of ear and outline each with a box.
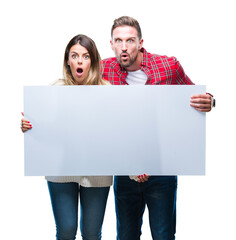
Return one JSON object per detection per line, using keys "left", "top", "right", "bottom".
{"left": 110, "top": 39, "right": 114, "bottom": 51}
{"left": 138, "top": 38, "right": 144, "bottom": 50}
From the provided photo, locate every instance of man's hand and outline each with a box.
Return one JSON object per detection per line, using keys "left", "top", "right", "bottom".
{"left": 190, "top": 94, "right": 212, "bottom": 112}
{"left": 137, "top": 174, "right": 149, "bottom": 183}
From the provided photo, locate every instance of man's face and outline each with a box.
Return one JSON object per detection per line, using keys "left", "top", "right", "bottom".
{"left": 110, "top": 26, "right": 143, "bottom": 70}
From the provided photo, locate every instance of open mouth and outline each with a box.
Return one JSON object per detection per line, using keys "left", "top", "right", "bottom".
{"left": 77, "top": 68, "right": 83, "bottom": 74}
{"left": 121, "top": 53, "right": 129, "bottom": 60}
{"left": 76, "top": 67, "right": 84, "bottom": 77}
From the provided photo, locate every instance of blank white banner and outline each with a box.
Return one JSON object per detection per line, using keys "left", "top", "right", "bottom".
{"left": 24, "top": 85, "right": 206, "bottom": 176}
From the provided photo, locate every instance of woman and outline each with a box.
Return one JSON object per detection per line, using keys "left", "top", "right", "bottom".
{"left": 21, "top": 34, "right": 112, "bottom": 240}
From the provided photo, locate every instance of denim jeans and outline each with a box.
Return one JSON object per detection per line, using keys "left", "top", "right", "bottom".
{"left": 114, "top": 176, "right": 177, "bottom": 240}
{"left": 47, "top": 181, "right": 110, "bottom": 240}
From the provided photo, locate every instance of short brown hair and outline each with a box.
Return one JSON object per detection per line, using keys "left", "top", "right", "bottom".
{"left": 111, "top": 16, "right": 142, "bottom": 39}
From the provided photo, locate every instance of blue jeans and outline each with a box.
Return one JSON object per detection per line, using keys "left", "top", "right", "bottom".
{"left": 47, "top": 181, "right": 110, "bottom": 240}
{"left": 114, "top": 176, "right": 177, "bottom": 240}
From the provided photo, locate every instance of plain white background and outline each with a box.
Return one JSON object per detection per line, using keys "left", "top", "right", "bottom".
{"left": 0, "top": 0, "right": 235, "bottom": 239}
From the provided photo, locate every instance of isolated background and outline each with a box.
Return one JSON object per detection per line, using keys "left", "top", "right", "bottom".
{"left": 0, "top": 0, "right": 235, "bottom": 239}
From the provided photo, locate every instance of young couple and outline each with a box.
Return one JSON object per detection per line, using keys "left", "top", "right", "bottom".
{"left": 22, "top": 16, "right": 214, "bottom": 240}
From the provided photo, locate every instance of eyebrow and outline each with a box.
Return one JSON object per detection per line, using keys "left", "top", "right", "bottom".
{"left": 70, "top": 51, "right": 89, "bottom": 55}
{"left": 114, "top": 37, "right": 136, "bottom": 41}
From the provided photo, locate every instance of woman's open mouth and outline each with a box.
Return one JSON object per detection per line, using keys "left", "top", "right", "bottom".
{"left": 76, "top": 67, "right": 83, "bottom": 77}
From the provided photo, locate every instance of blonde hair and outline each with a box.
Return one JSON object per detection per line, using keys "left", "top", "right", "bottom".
{"left": 60, "top": 34, "right": 109, "bottom": 86}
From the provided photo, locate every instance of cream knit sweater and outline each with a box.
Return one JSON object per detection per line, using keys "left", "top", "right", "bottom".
{"left": 46, "top": 176, "right": 113, "bottom": 187}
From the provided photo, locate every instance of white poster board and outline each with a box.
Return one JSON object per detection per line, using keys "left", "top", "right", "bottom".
{"left": 24, "top": 85, "right": 205, "bottom": 176}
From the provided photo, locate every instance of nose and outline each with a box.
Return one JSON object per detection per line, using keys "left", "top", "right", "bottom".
{"left": 77, "top": 56, "right": 83, "bottom": 64}
{"left": 121, "top": 41, "right": 127, "bottom": 51}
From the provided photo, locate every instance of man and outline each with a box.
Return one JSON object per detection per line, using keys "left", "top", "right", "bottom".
{"left": 101, "top": 16, "right": 214, "bottom": 240}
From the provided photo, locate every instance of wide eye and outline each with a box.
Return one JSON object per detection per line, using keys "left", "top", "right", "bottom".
{"left": 84, "top": 54, "right": 90, "bottom": 60}
{"left": 71, "top": 54, "right": 77, "bottom": 59}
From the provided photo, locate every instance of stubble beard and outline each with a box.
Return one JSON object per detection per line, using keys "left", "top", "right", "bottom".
{"left": 118, "top": 52, "right": 139, "bottom": 68}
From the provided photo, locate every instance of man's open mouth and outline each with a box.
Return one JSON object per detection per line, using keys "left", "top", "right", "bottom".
{"left": 121, "top": 53, "right": 129, "bottom": 60}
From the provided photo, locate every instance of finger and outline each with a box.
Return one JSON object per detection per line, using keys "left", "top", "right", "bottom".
{"left": 138, "top": 174, "right": 149, "bottom": 182}
{"left": 21, "top": 125, "right": 32, "bottom": 133}
{"left": 22, "top": 123, "right": 32, "bottom": 129}
{"left": 191, "top": 94, "right": 211, "bottom": 99}
{"left": 21, "top": 127, "right": 28, "bottom": 133}
{"left": 21, "top": 120, "right": 32, "bottom": 126}
{"left": 21, "top": 112, "right": 24, "bottom": 116}
{"left": 22, "top": 125, "right": 32, "bottom": 131}
{"left": 140, "top": 174, "right": 148, "bottom": 181}
{"left": 21, "top": 126, "right": 30, "bottom": 132}
{"left": 21, "top": 118, "right": 31, "bottom": 125}
{"left": 137, "top": 175, "right": 143, "bottom": 183}
{"left": 190, "top": 98, "right": 211, "bottom": 104}
{"left": 143, "top": 176, "right": 149, "bottom": 182}
{"left": 22, "top": 121, "right": 32, "bottom": 128}
{"left": 190, "top": 101, "right": 211, "bottom": 106}
{"left": 191, "top": 103, "right": 211, "bottom": 111}
{"left": 190, "top": 102, "right": 211, "bottom": 108}
{"left": 143, "top": 174, "right": 149, "bottom": 181}
{"left": 21, "top": 118, "right": 30, "bottom": 123}
{"left": 193, "top": 107, "right": 211, "bottom": 112}
{"left": 140, "top": 178, "right": 145, "bottom": 183}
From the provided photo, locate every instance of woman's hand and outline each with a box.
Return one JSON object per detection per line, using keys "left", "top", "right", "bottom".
{"left": 21, "top": 112, "right": 32, "bottom": 133}
{"left": 137, "top": 174, "right": 149, "bottom": 183}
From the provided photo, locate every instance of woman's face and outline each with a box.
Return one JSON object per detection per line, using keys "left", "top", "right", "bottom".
{"left": 67, "top": 43, "right": 91, "bottom": 85}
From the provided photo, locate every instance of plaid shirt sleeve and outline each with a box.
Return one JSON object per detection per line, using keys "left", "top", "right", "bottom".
{"left": 174, "top": 58, "right": 193, "bottom": 85}
{"left": 146, "top": 53, "right": 194, "bottom": 85}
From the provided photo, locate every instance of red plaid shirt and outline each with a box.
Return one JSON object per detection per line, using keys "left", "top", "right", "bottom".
{"left": 101, "top": 48, "right": 193, "bottom": 85}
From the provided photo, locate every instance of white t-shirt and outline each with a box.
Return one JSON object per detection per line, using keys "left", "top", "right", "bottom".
{"left": 126, "top": 69, "right": 147, "bottom": 85}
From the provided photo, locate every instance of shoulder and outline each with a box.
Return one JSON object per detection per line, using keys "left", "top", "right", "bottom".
{"left": 51, "top": 79, "right": 67, "bottom": 86}
{"left": 150, "top": 54, "right": 179, "bottom": 69}
{"left": 142, "top": 48, "right": 178, "bottom": 68}
{"left": 101, "top": 57, "right": 118, "bottom": 68}
{"left": 150, "top": 53, "right": 177, "bottom": 65}
{"left": 101, "top": 79, "right": 111, "bottom": 85}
